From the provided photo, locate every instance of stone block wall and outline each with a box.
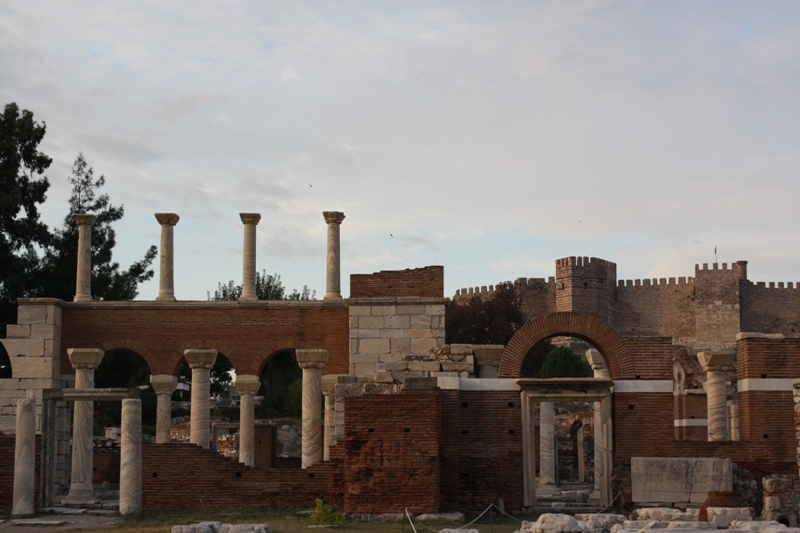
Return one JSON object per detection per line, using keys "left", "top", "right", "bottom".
{"left": 615, "top": 278, "right": 696, "bottom": 339}
{"left": 348, "top": 298, "right": 446, "bottom": 377}
{"left": 741, "top": 282, "right": 800, "bottom": 335}
{"left": 555, "top": 256, "right": 617, "bottom": 323}
{"left": 694, "top": 263, "right": 742, "bottom": 343}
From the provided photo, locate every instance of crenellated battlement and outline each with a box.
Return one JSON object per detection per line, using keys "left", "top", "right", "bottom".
{"left": 618, "top": 277, "right": 695, "bottom": 287}
{"left": 752, "top": 281, "right": 799, "bottom": 290}
{"left": 556, "top": 256, "right": 617, "bottom": 269}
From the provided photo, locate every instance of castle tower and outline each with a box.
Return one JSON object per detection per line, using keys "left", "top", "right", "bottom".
{"left": 694, "top": 262, "right": 742, "bottom": 344}
{"left": 555, "top": 256, "right": 617, "bottom": 323}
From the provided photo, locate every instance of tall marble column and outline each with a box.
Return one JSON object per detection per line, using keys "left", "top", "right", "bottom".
{"left": 539, "top": 401, "right": 556, "bottom": 489}
{"left": 236, "top": 374, "right": 260, "bottom": 466}
{"left": 119, "top": 399, "right": 142, "bottom": 515}
{"left": 184, "top": 349, "right": 218, "bottom": 449}
{"left": 322, "top": 211, "right": 345, "bottom": 300}
{"left": 63, "top": 348, "right": 104, "bottom": 505}
{"left": 297, "top": 349, "right": 329, "bottom": 468}
{"left": 150, "top": 374, "right": 177, "bottom": 444}
{"left": 155, "top": 213, "right": 179, "bottom": 301}
{"left": 73, "top": 214, "right": 96, "bottom": 302}
{"left": 586, "top": 348, "right": 610, "bottom": 500}
{"left": 698, "top": 351, "right": 735, "bottom": 442}
{"left": 239, "top": 213, "right": 261, "bottom": 301}
{"left": 12, "top": 398, "right": 36, "bottom": 516}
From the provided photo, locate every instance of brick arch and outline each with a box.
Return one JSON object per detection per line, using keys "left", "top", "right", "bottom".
{"left": 498, "top": 312, "right": 633, "bottom": 380}
{"left": 99, "top": 339, "right": 152, "bottom": 359}
{"left": 247, "top": 339, "right": 315, "bottom": 376}
{"left": 168, "top": 339, "right": 238, "bottom": 376}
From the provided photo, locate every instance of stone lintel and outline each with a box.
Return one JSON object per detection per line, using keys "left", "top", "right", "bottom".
{"left": 517, "top": 378, "right": 613, "bottom": 402}
{"left": 61, "top": 388, "right": 134, "bottom": 402}
{"left": 697, "top": 351, "right": 735, "bottom": 371}
{"left": 67, "top": 349, "right": 104, "bottom": 370}
{"left": 149, "top": 374, "right": 177, "bottom": 395}
{"left": 736, "top": 332, "right": 785, "bottom": 341}
{"left": 239, "top": 213, "right": 261, "bottom": 225}
{"left": 472, "top": 345, "right": 505, "bottom": 366}
{"left": 184, "top": 349, "right": 218, "bottom": 369}
{"left": 235, "top": 374, "right": 260, "bottom": 395}
{"left": 297, "top": 349, "right": 329, "bottom": 369}
{"left": 154, "top": 213, "right": 180, "bottom": 225}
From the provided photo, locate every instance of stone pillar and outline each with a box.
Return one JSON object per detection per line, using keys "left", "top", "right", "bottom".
{"left": 322, "top": 211, "right": 345, "bottom": 300}
{"left": 184, "top": 349, "right": 218, "bottom": 449}
{"left": 598, "top": 393, "right": 613, "bottom": 506}
{"left": 150, "top": 374, "right": 177, "bottom": 444}
{"left": 577, "top": 425, "right": 585, "bottom": 482}
{"left": 473, "top": 345, "right": 504, "bottom": 379}
{"left": 73, "top": 214, "right": 96, "bottom": 302}
{"left": 239, "top": 213, "right": 261, "bottom": 301}
{"left": 236, "top": 374, "right": 260, "bottom": 466}
{"left": 586, "top": 348, "right": 610, "bottom": 501}
{"left": 155, "top": 213, "right": 179, "bottom": 301}
{"left": 521, "top": 392, "right": 536, "bottom": 507}
{"left": 63, "top": 348, "right": 104, "bottom": 505}
{"left": 12, "top": 398, "right": 36, "bottom": 516}
{"left": 539, "top": 401, "right": 556, "bottom": 489}
{"left": 297, "top": 349, "right": 329, "bottom": 468}
{"left": 698, "top": 351, "right": 735, "bottom": 442}
{"left": 322, "top": 375, "right": 339, "bottom": 462}
{"left": 119, "top": 399, "right": 142, "bottom": 515}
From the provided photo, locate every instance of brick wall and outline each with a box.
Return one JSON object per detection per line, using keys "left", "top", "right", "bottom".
{"left": 0, "top": 434, "right": 40, "bottom": 511}
{"left": 625, "top": 337, "right": 673, "bottom": 379}
{"left": 59, "top": 302, "right": 349, "bottom": 376}
{"left": 93, "top": 450, "right": 120, "bottom": 483}
{"left": 343, "top": 391, "right": 440, "bottom": 513}
{"left": 142, "top": 442, "right": 342, "bottom": 510}
{"left": 350, "top": 266, "right": 444, "bottom": 298}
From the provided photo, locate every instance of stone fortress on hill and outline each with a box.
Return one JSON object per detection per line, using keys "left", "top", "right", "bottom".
{"left": 455, "top": 256, "right": 800, "bottom": 349}
{"left": 3, "top": 211, "right": 800, "bottom": 523}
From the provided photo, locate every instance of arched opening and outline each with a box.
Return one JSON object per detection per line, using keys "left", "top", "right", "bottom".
{"left": 0, "top": 342, "right": 11, "bottom": 379}
{"left": 255, "top": 349, "right": 302, "bottom": 469}
{"left": 94, "top": 349, "right": 154, "bottom": 434}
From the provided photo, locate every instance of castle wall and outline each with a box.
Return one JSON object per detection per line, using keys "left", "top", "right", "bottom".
{"left": 516, "top": 277, "right": 557, "bottom": 321}
{"left": 694, "top": 263, "right": 743, "bottom": 343}
{"left": 740, "top": 282, "right": 800, "bottom": 335}
{"left": 614, "top": 278, "right": 696, "bottom": 339}
{"left": 555, "top": 257, "right": 617, "bottom": 323}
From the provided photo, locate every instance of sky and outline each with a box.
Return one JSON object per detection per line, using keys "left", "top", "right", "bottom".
{"left": 2, "top": 1, "right": 799, "bottom": 301}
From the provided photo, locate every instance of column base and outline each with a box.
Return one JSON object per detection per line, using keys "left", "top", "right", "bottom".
{"left": 238, "top": 295, "right": 258, "bottom": 302}
{"left": 536, "top": 483, "right": 561, "bottom": 497}
{"left": 62, "top": 487, "right": 99, "bottom": 506}
{"left": 323, "top": 293, "right": 343, "bottom": 300}
{"left": 155, "top": 293, "right": 176, "bottom": 302}
{"left": 73, "top": 294, "right": 92, "bottom": 302}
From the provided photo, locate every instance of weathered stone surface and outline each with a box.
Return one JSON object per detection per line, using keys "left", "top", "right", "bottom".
{"left": 12, "top": 399, "right": 36, "bottom": 516}
{"left": 533, "top": 513, "right": 583, "bottom": 533}
{"left": 119, "top": 399, "right": 142, "bottom": 515}
{"left": 577, "top": 514, "right": 627, "bottom": 529}
{"left": 706, "top": 507, "right": 751, "bottom": 528}
{"left": 407, "top": 361, "right": 440, "bottom": 372}
{"left": 403, "top": 377, "right": 438, "bottom": 390}
{"left": 632, "top": 458, "right": 732, "bottom": 503}
{"left": 763, "top": 475, "right": 793, "bottom": 494}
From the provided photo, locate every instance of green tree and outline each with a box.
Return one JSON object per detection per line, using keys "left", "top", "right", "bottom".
{"left": 34, "top": 153, "right": 157, "bottom": 301}
{"left": 445, "top": 281, "right": 525, "bottom": 344}
{"left": 208, "top": 270, "right": 315, "bottom": 301}
{"left": 539, "top": 346, "right": 593, "bottom": 378}
{"left": 256, "top": 350, "right": 302, "bottom": 419}
{"left": 0, "top": 103, "right": 52, "bottom": 337}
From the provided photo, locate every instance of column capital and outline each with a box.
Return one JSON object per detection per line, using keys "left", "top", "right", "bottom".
{"left": 472, "top": 345, "right": 504, "bottom": 367}
{"left": 323, "top": 211, "right": 345, "bottom": 225}
{"left": 184, "top": 349, "right": 218, "bottom": 369}
{"left": 235, "top": 374, "right": 260, "bottom": 395}
{"left": 67, "top": 348, "right": 104, "bottom": 370}
{"left": 155, "top": 213, "right": 180, "bottom": 226}
{"left": 239, "top": 213, "right": 261, "bottom": 225}
{"left": 150, "top": 374, "right": 177, "bottom": 395}
{"left": 297, "top": 349, "right": 329, "bottom": 369}
{"left": 697, "top": 351, "right": 735, "bottom": 372}
{"left": 73, "top": 213, "right": 96, "bottom": 226}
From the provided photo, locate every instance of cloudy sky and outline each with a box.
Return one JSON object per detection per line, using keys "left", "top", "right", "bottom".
{"left": 2, "top": 1, "right": 798, "bottom": 300}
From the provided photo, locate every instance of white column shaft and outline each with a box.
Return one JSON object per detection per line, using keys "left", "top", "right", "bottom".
{"left": 73, "top": 215, "right": 94, "bottom": 302}
{"left": 539, "top": 401, "right": 556, "bottom": 486}
{"left": 12, "top": 398, "right": 36, "bottom": 516}
{"left": 239, "top": 214, "right": 260, "bottom": 301}
{"left": 66, "top": 368, "right": 96, "bottom": 502}
{"left": 190, "top": 367, "right": 211, "bottom": 448}
{"left": 301, "top": 367, "right": 324, "bottom": 468}
{"left": 119, "top": 399, "right": 142, "bottom": 515}
{"left": 323, "top": 212, "right": 345, "bottom": 300}
{"left": 155, "top": 393, "right": 172, "bottom": 444}
{"left": 239, "top": 393, "right": 255, "bottom": 466}
{"left": 707, "top": 370, "right": 728, "bottom": 441}
{"left": 155, "top": 214, "right": 179, "bottom": 301}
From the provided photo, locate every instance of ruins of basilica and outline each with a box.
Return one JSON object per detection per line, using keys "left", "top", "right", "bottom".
{"left": 1, "top": 211, "right": 800, "bottom": 521}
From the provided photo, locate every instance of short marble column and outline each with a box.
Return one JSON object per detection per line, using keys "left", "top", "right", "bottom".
{"left": 239, "top": 213, "right": 261, "bottom": 301}
{"left": 155, "top": 213, "right": 179, "bottom": 301}
{"left": 73, "top": 214, "right": 96, "bottom": 302}
{"left": 63, "top": 348, "right": 104, "bottom": 505}
{"left": 473, "top": 345, "right": 504, "bottom": 379}
{"left": 297, "top": 349, "right": 329, "bottom": 468}
{"left": 119, "top": 399, "right": 142, "bottom": 515}
{"left": 698, "top": 351, "right": 735, "bottom": 441}
{"left": 586, "top": 348, "right": 610, "bottom": 500}
{"left": 236, "top": 374, "right": 260, "bottom": 466}
{"left": 539, "top": 401, "right": 556, "bottom": 489}
{"left": 184, "top": 349, "right": 218, "bottom": 449}
{"left": 150, "top": 374, "right": 177, "bottom": 444}
{"left": 12, "top": 398, "right": 36, "bottom": 516}
{"left": 322, "top": 211, "right": 345, "bottom": 300}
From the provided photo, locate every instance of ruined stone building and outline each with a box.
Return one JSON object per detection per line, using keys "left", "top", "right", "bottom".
{"left": 1, "top": 214, "right": 799, "bottom": 519}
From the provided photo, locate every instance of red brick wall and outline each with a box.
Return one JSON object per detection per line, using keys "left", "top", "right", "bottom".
{"left": 343, "top": 391, "right": 441, "bottom": 513}
{"left": 93, "top": 451, "right": 120, "bottom": 483}
{"left": 350, "top": 266, "right": 444, "bottom": 298}
{"left": 439, "top": 390, "right": 523, "bottom": 511}
{"left": 737, "top": 336, "right": 800, "bottom": 379}
{"left": 142, "top": 443, "right": 342, "bottom": 510}
{"left": 0, "top": 434, "right": 40, "bottom": 511}
{"left": 624, "top": 337, "right": 674, "bottom": 379}
{"left": 60, "top": 304, "right": 349, "bottom": 376}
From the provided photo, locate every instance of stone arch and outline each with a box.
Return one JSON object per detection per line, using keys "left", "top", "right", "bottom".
{"left": 499, "top": 312, "right": 633, "bottom": 379}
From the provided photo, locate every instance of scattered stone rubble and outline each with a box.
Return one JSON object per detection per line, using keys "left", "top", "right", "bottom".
{"left": 372, "top": 344, "right": 476, "bottom": 385}
{"left": 171, "top": 522, "right": 270, "bottom": 533}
